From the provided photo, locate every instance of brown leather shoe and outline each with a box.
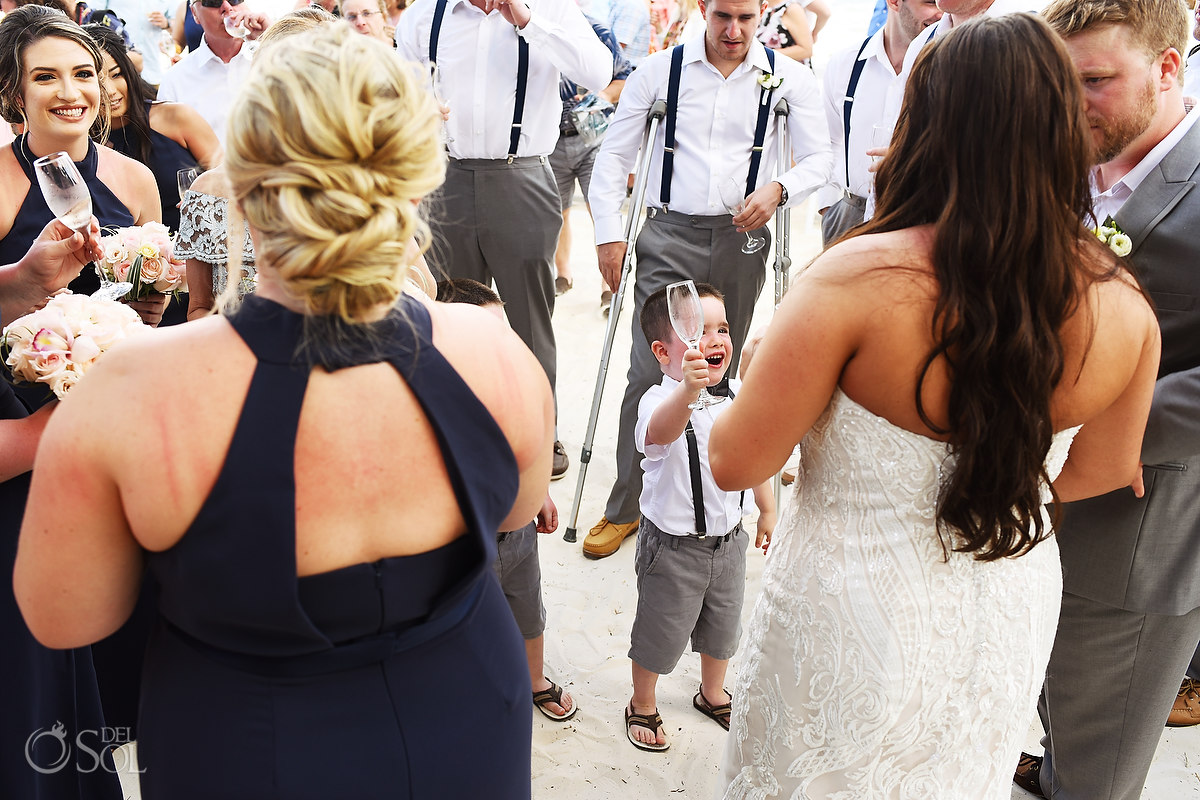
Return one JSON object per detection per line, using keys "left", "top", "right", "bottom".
{"left": 1013, "top": 752, "right": 1047, "bottom": 798}
{"left": 552, "top": 441, "right": 569, "bottom": 481}
{"left": 583, "top": 516, "right": 639, "bottom": 559}
{"left": 1167, "top": 678, "right": 1200, "bottom": 727}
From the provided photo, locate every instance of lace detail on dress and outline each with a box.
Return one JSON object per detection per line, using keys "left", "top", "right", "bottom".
{"left": 721, "top": 389, "right": 1074, "bottom": 800}
{"left": 175, "top": 190, "right": 257, "bottom": 295}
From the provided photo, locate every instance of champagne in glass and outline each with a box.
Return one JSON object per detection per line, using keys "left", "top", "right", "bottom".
{"left": 666, "top": 279, "right": 709, "bottom": 410}
{"left": 177, "top": 167, "right": 199, "bottom": 202}
{"left": 32, "top": 152, "right": 132, "bottom": 302}
{"left": 719, "top": 177, "right": 766, "bottom": 255}
{"left": 430, "top": 63, "right": 454, "bottom": 144}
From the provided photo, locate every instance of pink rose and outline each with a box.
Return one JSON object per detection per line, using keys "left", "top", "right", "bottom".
{"left": 137, "top": 255, "right": 164, "bottom": 284}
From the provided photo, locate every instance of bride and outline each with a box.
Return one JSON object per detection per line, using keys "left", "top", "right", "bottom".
{"left": 711, "top": 14, "right": 1161, "bottom": 800}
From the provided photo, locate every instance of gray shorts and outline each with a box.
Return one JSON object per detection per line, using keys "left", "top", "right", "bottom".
{"left": 628, "top": 517, "right": 749, "bottom": 675}
{"left": 492, "top": 522, "right": 546, "bottom": 640}
{"left": 549, "top": 132, "right": 601, "bottom": 210}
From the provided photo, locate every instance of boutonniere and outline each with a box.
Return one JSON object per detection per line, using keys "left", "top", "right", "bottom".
{"left": 758, "top": 72, "right": 783, "bottom": 90}
{"left": 1093, "top": 216, "right": 1132, "bottom": 257}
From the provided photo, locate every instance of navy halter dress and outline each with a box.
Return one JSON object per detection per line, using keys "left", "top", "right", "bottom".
{"left": 107, "top": 103, "right": 199, "bottom": 327}
{"left": 0, "top": 135, "right": 136, "bottom": 298}
{"left": 137, "top": 294, "right": 533, "bottom": 799}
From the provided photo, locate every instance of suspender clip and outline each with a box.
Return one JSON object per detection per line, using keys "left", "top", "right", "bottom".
{"left": 506, "top": 155, "right": 515, "bottom": 164}
{"left": 751, "top": 146, "right": 764, "bottom": 153}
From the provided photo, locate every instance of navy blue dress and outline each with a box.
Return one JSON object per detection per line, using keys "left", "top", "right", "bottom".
{"left": 107, "top": 104, "right": 199, "bottom": 233}
{"left": 107, "top": 104, "right": 199, "bottom": 327}
{"left": 0, "top": 377, "right": 123, "bottom": 800}
{"left": 138, "top": 295, "right": 533, "bottom": 799}
{"left": 0, "top": 135, "right": 136, "bottom": 299}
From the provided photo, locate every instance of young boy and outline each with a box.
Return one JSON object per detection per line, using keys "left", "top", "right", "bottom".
{"left": 625, "top": 282, "right": 775, "bottom": 752}
{"left": 435, "top": 278, "right": 576, "bottom": 722}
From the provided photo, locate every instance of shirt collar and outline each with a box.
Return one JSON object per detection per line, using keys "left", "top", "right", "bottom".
{"left": 195, "top": 34, "right": 245, "bottom": 66}
{"left": 1092, "top": 105, "right": 1200, "bottom": 203}
{"left": 683, "top": 34, "right": 773, "bottom": 75}
{"left": 864, "top": 26, "right": 895, "bottom": 75}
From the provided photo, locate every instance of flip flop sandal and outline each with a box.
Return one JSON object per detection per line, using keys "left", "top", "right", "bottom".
{"left": 1013, "top": 752, "right": 1047, "bottom": 798}
{"left": 625, "top": 706, "right": 670, "bottom": 752}
{"left": 532, "top": 679, "right": 577, "bottom": 721}
{"left": 693, "top": 687, "right": 732, "bottom": 730}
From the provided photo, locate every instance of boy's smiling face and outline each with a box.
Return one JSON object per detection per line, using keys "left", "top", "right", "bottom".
{"left": 655, "top": 294, "right": 733, "bottom": 386}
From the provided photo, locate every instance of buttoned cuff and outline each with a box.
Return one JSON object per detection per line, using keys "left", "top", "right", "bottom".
{"left": 594, "top": 217, "right": 625, "bottom": 245}
{"left": 772, "top": 174, "right": 802, "bottom": 210}
{"left": 516, "top": 9, "right": 549, "bottom": 43}
{"left": 815, "top": 183, "right": 842, "bottom": 211}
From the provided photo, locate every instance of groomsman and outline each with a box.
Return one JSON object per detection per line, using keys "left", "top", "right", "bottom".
{"left": 582, "top": 0, "right": 831, "bottom": 558}
{"left": 396, "top": 0, "right": 613, "bottom": 479}
{"left": 816, "top": 0, "right": 942, "bottom": 245}
{"left": 1013, "top": 1, "right": 1200, "bottom": 798}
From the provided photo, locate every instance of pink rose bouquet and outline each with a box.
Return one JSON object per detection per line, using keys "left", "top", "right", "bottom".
{"left": 3, "top": 293, "right": 148, "bottom": 400}
{"left": 98, "top": 222, "right": 188, "bottom": 300}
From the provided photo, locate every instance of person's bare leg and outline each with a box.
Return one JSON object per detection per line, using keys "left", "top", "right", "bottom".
{"left": 700, "top": 654, "right": 731, "bottom": 708}
{"left": 630, "top": 660, "right": 666, "bottom": 746}
{"left": 528, "top": 635, "right": 572, "bottom": 716}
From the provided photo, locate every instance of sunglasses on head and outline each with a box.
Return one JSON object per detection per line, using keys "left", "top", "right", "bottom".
{"left": 195, "top": 0, "right": 244, "bottom": 8}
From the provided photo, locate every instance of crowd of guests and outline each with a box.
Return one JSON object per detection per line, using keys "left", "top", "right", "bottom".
{"left": 0, "top": 0, "right": 1197, "bottom": 799}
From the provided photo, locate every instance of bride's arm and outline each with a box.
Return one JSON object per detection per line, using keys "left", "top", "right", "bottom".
{"left": 710, "top": 254, "right": 861, "bottom": 492}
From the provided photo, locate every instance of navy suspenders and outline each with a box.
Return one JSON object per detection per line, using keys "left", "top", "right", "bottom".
{"left": 745, "top": 48, "right": 777, "bottom": 199}
{"left": 660, "top": 46, "right": 778, "bottom": 210}
{"left": 683, "top": 388, "right": 739, "bottom": 539}
{"left": 429, "top": 0, "right": 529, "bottom": 160}
{"left": 842, "top": 36, "right": 872, "bottom": 188}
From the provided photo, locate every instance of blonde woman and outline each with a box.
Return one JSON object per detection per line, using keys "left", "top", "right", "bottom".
{"left": 16, "top": 25, "right": 553, "bottom": 799}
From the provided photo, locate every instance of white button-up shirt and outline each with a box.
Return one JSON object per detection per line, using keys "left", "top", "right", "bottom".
{"left": 157, "top": 36, "right": 253, "bottom": 147}
{"left": 636, "top": 374, "right": 745, "bottom": 537}
{"left": 817, "top": 27, "right": 898, "bottom": 209}
{"left": 589, "top": 36, "right": 831, "bottom": 245}
{"left": 1092, "top": 105, "right": 1200, "bottom": 223}
{"left": 396, "top": 0, "right": 613, "bottom": 160}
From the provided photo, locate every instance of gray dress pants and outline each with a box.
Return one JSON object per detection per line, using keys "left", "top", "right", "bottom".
{"left": 429, "top": 156, "right": 561, "bottom": 399}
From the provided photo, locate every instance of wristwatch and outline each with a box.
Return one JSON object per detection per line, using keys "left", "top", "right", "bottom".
{"left": 775, "top": 182, "right": 789, "bottom": 207}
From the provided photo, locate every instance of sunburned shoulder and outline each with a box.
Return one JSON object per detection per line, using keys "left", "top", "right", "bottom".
{"left": 803, "top": 227, "right": 936, "bottom": 291}
{"left": 189, "top": 167, "right": 232, "bottom": 198}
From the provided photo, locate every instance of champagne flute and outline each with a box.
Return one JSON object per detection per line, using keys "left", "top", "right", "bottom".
{"left": 718, "top": 177, "right": 766, "bottom": 255}
{"left": 430, "top": 63, "right": 454, "bottom": 144}
{"left": 666, "top": 279, "right": 709, "bottom": 410}
{"left": 32, "top": 152, "right": 132, "bottom": 301}
{"left": 223, "top": 13, "right": 250, "bottom": 39}
{"left": 177, "top": 167, "right": 199, "bottom": 202}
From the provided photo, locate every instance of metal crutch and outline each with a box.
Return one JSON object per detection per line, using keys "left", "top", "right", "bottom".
{"left": 563, "top": 99, "right": 668, "bottom": 543}
{"left": 770, "top": 97, "right": 791, "bottom": 509}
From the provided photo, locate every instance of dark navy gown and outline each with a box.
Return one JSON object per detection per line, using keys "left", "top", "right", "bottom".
{"left": 137, "top": 294, "right": 533, "bottom": 799}
{"left": 107, "top": 103, "right": 200, "bottom": 327}
{"left": 0, "top": 385, "right": 122, "bottom": 800}
{"left": 0, "top": 134, "right": 150, "bottom": 747}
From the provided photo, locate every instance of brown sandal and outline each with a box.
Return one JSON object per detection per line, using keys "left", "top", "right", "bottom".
{"left": 693, "top": 686, "right": 732, "bottom": 730}
{"left": 625, "top": 706, "right": 670, "bottom": 752}
{"left": 532, "top": 679, "right": 577, "bottom": 721}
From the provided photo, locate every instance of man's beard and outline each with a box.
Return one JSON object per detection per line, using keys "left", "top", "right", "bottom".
{"left": 1092, "top": 78, "right": 1157, "bottom": 164}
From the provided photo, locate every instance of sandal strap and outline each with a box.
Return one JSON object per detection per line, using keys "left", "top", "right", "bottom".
{"left": 626, "top": 709, "right": 664, "bottom": 733}
{"left": 532, "top": 680, "right": 565, "bottom": 707}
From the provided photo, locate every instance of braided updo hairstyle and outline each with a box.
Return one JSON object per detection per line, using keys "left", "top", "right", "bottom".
{"left": 224, "top": 25, "right": 444, "bottom": 323}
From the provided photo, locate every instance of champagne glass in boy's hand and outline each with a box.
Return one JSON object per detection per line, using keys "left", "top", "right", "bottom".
{"left": 666, "top": 279, "right": 709, "bottom": 410}
{"left": 33, "top": 152, "right": 132, "bottom": 302}
{"left": 719, "top": 177, "right": 766, "bottom": 255}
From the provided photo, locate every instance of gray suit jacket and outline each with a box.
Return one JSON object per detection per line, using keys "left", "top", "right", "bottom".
{"left": 1057, "top": 117, "right": 1200, "bottom": 617}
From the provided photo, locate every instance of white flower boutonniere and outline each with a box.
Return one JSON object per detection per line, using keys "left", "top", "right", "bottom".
{"left": 1094, "top": 216, "right": 1132, "bottom": 257}
{"left": 758, "top": 72, "right": 783, "bottom": 90}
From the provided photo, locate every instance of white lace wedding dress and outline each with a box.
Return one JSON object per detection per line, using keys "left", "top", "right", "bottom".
{"left": 720, "top": 388, "right": 1078, "bottom": 800}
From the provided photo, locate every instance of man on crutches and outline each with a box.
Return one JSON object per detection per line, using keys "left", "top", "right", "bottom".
{"left": 581, "top": 0, "right": 832, "bottom": 559}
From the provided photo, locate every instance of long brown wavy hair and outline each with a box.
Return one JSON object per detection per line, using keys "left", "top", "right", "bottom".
{"left": 853, "top": 14, "right": 1128, "bottom": 561}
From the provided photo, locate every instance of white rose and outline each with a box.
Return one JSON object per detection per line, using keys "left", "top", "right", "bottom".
{"left": 1108, "top": 232, "right": 1132, "bottom": 257}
